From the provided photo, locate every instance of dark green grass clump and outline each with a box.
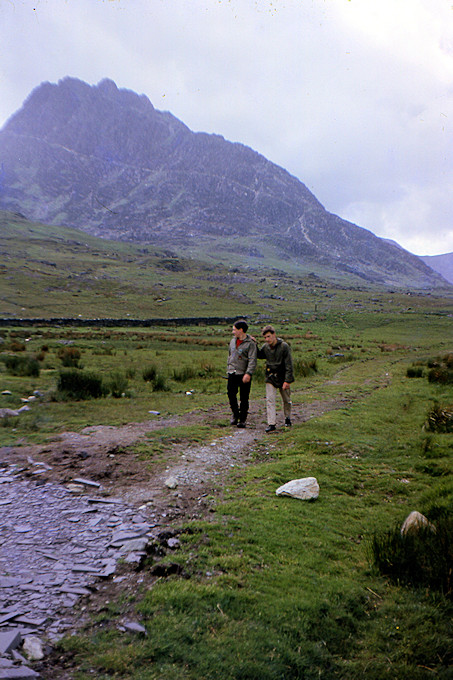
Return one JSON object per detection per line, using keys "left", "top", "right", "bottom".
{"left": 406, "top": 365, "right": 424, "bottom": 378}
{"left": 426, "top": 353, "right": 453, "bottom": 384}
{"left": 370, "top": 511, "right": 453, "bottom": 597}
{"left": 57, "top": 346, "right": 82, "bottom": 367}
{"left": 1, "top": 354, "right": 40, "bottom": 377}
{"left": 294, "top": 357, "right": 318, "bottom": 377}
{"left": 56, "top": 368, "right": 106, "bottom": 400}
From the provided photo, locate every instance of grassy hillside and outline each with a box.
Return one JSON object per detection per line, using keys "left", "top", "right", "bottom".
{"left": 1, "top": 211, "right": 452, "bottom": 322}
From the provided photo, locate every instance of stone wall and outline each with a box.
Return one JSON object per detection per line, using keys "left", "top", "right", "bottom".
{"left": 0, "top": 316, "right": 244, "bottom": 328}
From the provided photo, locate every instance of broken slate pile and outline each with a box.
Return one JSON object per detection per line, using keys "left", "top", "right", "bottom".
{"left": 0, "top": 463, "right": 161, "bottom": 678}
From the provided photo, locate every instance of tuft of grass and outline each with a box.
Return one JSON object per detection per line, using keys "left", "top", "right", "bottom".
{"left": 0, "top": 354, "right": 40, "bottom": 377}
{"left": 106, "top": 371, "right": 129, "bottom": 398}
{"left": 369, "top": 510, "right": 453, "bottom": 597}
{"left": 57, "top": 346, "right": 82, "bottom": 367}
{"left": 56, "top": 368, "right": 107, "bottom": 400}
{"left": 142, "top": 365, "right": 157, "bottom": 382}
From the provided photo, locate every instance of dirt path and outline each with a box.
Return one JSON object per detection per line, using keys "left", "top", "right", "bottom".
{"left": 0, "top": 395, "right": 352, "bottom": 506}
{"left": 0, "top": 381, "right": 377, "bottom": 678}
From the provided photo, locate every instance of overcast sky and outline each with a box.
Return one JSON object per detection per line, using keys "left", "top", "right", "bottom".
{"left": 1, "top": 0, "right": 452, "bottom": 256}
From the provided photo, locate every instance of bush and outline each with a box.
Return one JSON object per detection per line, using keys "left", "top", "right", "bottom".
{"left": 370, "top": 511, "right": 453, "bottom": 597}
{"left": 406, "top": 365, "right": 424, "bottom": 378}
{"left": 57, "top": 369, "right": 106, "bottom": 400}
{"left": 172, "top": 365, "right": 198, "bottom": 382}
{"left": 294, "top": 358, "right": 318, "bottom": 377}
{"left": 107, "top": 371, "right": 129, "bottom": 398}
{"left": 200, "top": 362, "right": 217, "bottom": 378}
{"left": 57, "top": 346, "right": 82, "bottom": 367}
{"left": 9, "top": 341, "right": 25, "bottom": 352}
{"left": 1, "top": 354, "right": 40, "bottom": 377}
{"left": 425, "top": 403, "right": 453, "bottom": 433}
{"left": 143, "top": 365, "right": 157, "bottom": 382}
{"left": 152, "top": 374, "right": 169, "bottom": 392}
{"left": 428, "top": 366, "right": 453, "bottom": 384}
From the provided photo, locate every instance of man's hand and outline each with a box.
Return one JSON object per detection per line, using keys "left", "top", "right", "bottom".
{"left": 282, "top": 381, "right": 290, "bottom": 390}
{"left": 242, "top": 374, "right": 251, "bottom": 383}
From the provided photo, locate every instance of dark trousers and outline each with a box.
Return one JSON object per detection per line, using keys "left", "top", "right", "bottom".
{"left": 227, "top": 373, "right": 251, "bottom": 422}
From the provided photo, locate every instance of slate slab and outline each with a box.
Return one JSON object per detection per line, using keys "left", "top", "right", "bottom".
{"left": 0, "top": 668, "right": 40, "bottom": 678}
{"left": 0, "top": 630, "right": 22, "bottom": 654}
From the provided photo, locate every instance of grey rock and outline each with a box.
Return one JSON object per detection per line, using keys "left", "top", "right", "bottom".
{"left": 123, "top": 621, "right": 147, "bottom": 635}
{"left": 73, "top": 478, "right": 101, "bottom": 488}
{"left": 119, "top": 537, "right": 149, "bottom": 553}
{"left": 401, "top": 510, "right": 435, "bottom": 536}
{"left": 0, "top": 667, "right": 40, "bottom": 678}
{"left": 0, "top": 630, "right": 22, "bottom": 654}
{"left": 276, "top": 477, "right": 320, "bottom": 501}
{"left": 22, "top": 636, "right": 45, "bottom": 661}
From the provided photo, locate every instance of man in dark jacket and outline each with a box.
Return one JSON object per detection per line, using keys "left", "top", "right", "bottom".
{"left": 257, "top": 324, "right": 294, "bottom": 432}
{"left": 227, "top": 319, "right": 257, "bottom": 428}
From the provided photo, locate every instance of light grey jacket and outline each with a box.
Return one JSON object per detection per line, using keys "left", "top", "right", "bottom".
{"left": 227, "top": 335, "right": 257, "bottom": 376}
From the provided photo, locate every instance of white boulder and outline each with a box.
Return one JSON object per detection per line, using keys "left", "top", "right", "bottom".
{"left": 276, "top": 477, "right": 319, "bottom": 500}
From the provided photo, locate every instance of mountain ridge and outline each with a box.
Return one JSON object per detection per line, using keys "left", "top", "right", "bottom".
{"left": 0, "top": 77, "right": 448, "bottom": 290}
{"left": 420, "top": 253, "right": 453, "bottom": 284}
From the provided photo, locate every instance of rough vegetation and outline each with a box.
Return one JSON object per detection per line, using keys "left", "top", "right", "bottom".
{"left": 0, "top": 298, "right": 452, "bottom": 678}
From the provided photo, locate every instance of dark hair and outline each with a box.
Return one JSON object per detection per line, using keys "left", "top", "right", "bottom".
{"left": 262, "top": 324, "right": 276, "bottom": 336}
{"left": 234, "top": 319, "right": 248, "bottom": 332}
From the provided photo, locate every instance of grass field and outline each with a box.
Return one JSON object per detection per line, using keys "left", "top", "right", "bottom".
{"left": 1, "top": 302, "right": 452, "bottom": 679}
{"left": 1, "top": 210, "right": 452, "bottom": 678}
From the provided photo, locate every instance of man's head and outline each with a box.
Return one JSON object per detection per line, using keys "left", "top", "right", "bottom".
{"left": 262, "top": 324, "right": 277, "bottom": 347}
{"left": 232, "top": 319, "right": 248, "bottom": 339}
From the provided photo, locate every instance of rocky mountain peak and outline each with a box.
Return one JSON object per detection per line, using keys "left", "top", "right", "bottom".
{"left": 0, "top": 77, "right": 448, "bottom": 289}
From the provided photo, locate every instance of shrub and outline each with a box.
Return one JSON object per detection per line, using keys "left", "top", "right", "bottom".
{"left": 370, "top": 511, "right": 453, "bottom": 597}
{"left": 172, "top": 365, "right": 198, "bottom": 382}
{"left": 143, "top": 365, "right": 157, "bottom": 382}
{"left": 9, "top": 341, "right": 25, "bottom": 352}
{"left": 424, "top": 403, "right": 453, "bottom": 433}
{"left": 1, "top": 354, "right": 40, "bottom": 377}
{"left": 428, "top": 366, "right": 453, "bottom": 384}
{"left": 443, "top": 352, "right": 453, "bottom": 368}
{"left": 107, "top": 371, "right": 129, "bottom": 398}
{"left": 57, "top": 346, "right": 82, "bottom": 368}
{"left": 294, "top": 358, "right": 318, "bottom": 377}
{"left": 200, "top": 362, "right": 217, "bottom": 377}
{"left": 152, "top": 374, "right": 169, "bottom": 392}
{"left": 406, "top": 365, "right": 424, "bottom": 378}
{"left": 57, "top": 369, "right": 106, "bottom": 400}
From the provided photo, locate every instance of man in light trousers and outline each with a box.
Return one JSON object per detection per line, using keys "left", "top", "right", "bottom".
{"left": 257, "top": 325, "right": 294, "bottom": 433}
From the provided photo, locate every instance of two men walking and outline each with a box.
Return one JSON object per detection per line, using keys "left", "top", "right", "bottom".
{"left": 227, "top": 320, "right": 294, "bottom": 432}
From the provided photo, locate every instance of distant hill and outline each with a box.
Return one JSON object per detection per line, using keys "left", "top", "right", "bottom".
{"left": 420, "top": 253, "right": 453, "bottom": 284}
{"left": 0, "top": 77, "right": 448, "bottom": 290}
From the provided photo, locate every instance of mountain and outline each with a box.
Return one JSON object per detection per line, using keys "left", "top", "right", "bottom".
{"left": 420, "top": 253, "right": 453, "bottom": 284}
{"left": 0, "top": 77, "right": 448, "bottom": 289}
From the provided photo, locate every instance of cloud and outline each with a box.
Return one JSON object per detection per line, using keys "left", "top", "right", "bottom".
{"left": 0, "top": 0, "right": 451, "bottom": 255}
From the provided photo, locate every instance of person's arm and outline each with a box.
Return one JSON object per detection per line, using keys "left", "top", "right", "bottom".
{"left": 283, "top": 344, "right": 294, "bottom": 385}
{"left": 256, "top": 344, "right": 265, "bottom": 360}
{"left": 243, "top": 341, "right": 257, "bottom": 382}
